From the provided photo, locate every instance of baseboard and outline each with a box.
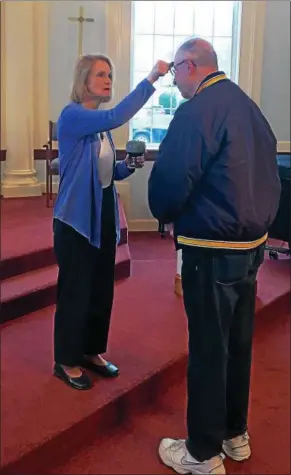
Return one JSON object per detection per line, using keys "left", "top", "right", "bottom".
{"left": 175, "top": 274, "right": 183, "bottom": 296}
{"left": 128, "top": 219, "right": 158, "bottom": 232}
{"left": 1, "top": 183, "right": 42, "bottom": 198}
{"left": 277, "top": 142, "right": 291, "bottom": 153}
{"left": 40, "top": 182, "right": 59, "bottom": 194}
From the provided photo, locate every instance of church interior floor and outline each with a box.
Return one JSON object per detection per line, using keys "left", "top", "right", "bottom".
{"left": 50, "top": 297, "right": 290, "bottom": 475}
{"left": 1, "top": 197, "right": 290, "bottom": 475}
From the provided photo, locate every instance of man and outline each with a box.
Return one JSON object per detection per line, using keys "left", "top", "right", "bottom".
{"left": 148, "top": 38, "right": 281, "bottom": 475}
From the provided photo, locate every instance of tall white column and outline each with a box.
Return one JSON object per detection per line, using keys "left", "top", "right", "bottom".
{"left": 1, "top": 1, "right": 41, "bottom": 197}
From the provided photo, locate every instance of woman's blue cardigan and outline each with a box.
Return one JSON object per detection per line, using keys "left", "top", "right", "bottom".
{"left": 53, "top": 79, "right": 155, "bottom": 247}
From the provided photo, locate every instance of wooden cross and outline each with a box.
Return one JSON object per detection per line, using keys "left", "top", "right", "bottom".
{"left": 68, "top": 6, "right": 94, "bottom": 57}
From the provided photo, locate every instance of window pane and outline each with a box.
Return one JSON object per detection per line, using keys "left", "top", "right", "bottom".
{"left": 194, "top": 1, "right": 215, "bottom": 37}
{"left": 132, "top": 107, "right": 153, "bottom": 143}
{"left": 174, "top": 2, "right": 194, "bottom": 36}
{"left": 131, "top": 1, "right": 241, "bottom": 147}
{"left": 132, "top": 71, "right": 147, "bottom": 89}
{"left": 153, "top": 35, "right": 174, "bottom": 63}
{"left": 134, "top": 35, "right": 154, "bottom": 71}
{"left": 214, "top": 1, "right": 234, "bottom": 37}
{"left": 213, "top": 37, "right": 232, "bottom": 77}
{"left": 134, "top": 1, "right": 155, "bottom": 35}
{"left": 154, "top": 1, "right": 175, "bottom": 35}
{"left": 158, "top": 86, "right": 178, "bottom": 113}
{"left": 160, "top": 71, "right": 175, "bottom": 87}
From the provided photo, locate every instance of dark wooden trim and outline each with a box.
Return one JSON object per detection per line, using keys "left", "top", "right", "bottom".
{"left": 34, "top": 148, "right": 158, "bottom": 161}
{"left": 34, "top": 149, "right": 58, "bottom": 160}
{"left": 0, "top": 150, "right": 6, "bottom": 162}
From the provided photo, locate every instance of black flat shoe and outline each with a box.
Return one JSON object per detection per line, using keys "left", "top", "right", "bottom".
{"left": 53, "top": 363, "right": 93, "bottom": 390}
{"left": 81, "top": 359, "right": 119, "bottom": 378}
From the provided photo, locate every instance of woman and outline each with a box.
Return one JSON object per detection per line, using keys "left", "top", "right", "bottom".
{"left": 53, "top": 54, "right": 169, "bottom": 390}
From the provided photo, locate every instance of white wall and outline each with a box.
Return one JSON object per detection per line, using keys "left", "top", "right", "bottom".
{"left": 126, "top": 162, "right": 154, "bottom": 220}
{"left": 48, "top": 1, "right": 106, "bottom": 121}
{"left": 260, "top": 0, "right": 290, "bottom": 142}
{"left": 35, "top": 1, "right": 107, "bottom": 188}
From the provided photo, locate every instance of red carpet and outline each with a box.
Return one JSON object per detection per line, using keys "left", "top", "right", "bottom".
{"left": 1, "top": 198, "right": 290, "bottom": 475}
{"left": 51, "top": 300, "right": 290, "bottom": 475}
{"left": 1, "top": 197, "right": 130, "bottom": 322}
{"left": 1, "top": 196, "right": 128, "bottom": 262}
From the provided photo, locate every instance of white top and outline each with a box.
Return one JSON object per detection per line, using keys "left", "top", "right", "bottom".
{"left": 97, "top": 133, "right": 114, "bottom": 188}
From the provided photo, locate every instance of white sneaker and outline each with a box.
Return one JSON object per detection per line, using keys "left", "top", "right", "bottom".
{"left": 222, "top": 432, "right": 251, "bottom": 462}
{"left": 158, "top": 438, "right": 226, "bottom": 474}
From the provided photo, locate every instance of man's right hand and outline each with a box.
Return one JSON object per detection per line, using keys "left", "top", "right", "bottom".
{"left": 147, "top": 60, "right": 170, "bottom": 84}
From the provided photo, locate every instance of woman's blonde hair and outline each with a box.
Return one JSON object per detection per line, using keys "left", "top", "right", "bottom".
{"left": 70, "top": 54, "right": 113, "bottom": 103}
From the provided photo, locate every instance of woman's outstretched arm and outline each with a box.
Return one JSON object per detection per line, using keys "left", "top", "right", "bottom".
{"left": 59, "top": 61, "right": 169, "bottom": 138}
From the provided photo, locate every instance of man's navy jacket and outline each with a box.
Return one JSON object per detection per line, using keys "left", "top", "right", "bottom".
{"left": 148, "top": 73, "right": 281, "bottom": 251}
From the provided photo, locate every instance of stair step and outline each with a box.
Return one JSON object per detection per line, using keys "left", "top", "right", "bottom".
{"left": 1, "top": 265, "right": 57, "bottom": 323}
{"left": 118, "top": 198, "right": 128, "bottom": 246}
{"left": 1, "top": 225, "right": 128, "bottom": 281}
{"left": 1, "top": 244, "right": 131, "bottom": 324}
{"left": 49, "top": 307, "right": 291, "bottom": 475}
{"left": 0, "top": 261, "right": 185, "bottom": 474}
{"left": 1, "top": 247, "right": 56, "bottom": 281}
{"left": 50, "top": 380, "right": 187, "bottom": 475}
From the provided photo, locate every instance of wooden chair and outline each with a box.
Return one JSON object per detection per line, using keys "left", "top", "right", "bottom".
{"left": 43, "top": 121, "right": 59, "bottom": 207}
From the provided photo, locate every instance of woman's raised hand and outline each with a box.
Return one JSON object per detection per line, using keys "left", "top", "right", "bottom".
{"left": 147, "top": 60, "right": 170, "bottom": 84}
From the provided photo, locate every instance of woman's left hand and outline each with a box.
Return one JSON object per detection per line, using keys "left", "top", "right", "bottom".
{"left": 125, "top": 154, "right": 146, "bottom": 169}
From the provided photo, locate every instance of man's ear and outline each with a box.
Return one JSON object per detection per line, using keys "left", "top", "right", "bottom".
{"left": 188, "top": 61, "right": 196, "bottom": 76}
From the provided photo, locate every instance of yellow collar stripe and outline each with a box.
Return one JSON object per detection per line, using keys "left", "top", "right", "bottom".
{"left": 195, "top": 73, "right": 227, "bottom": 96}
{"left": 177, "top": 233, "right": 268, "bottom": 250}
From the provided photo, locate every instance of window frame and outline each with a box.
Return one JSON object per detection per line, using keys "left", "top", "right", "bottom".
{"left": 105, "top": 0, "right": 267, "bottom": 149}
{"left": 130, "top": 1, "right": 243, "bottom": 148}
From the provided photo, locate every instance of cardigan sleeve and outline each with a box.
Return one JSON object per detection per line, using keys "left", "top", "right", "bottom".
{"left": 59, "top": 79, "right": 155, "bottom": 139}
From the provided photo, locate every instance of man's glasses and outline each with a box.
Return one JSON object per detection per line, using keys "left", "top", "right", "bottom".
{"left": 169, "top": 59, "right": 197, "bottom": 75}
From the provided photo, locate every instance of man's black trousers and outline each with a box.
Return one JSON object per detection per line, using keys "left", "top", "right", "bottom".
{"left": 181, "top": 245, "right": 264, "bottom": 461}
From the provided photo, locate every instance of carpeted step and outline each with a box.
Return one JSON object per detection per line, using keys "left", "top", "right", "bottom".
{"left": 1, "top": 265, "right": 58, "bottom": 323}
{"left": 1, "top": 244, "right": 131, "bottom": 323}
{"left": 1, "top": 225, "right": 128, "bottom": 282}
{"left": 118, "top": 197, "right": 128, "bottom": 246}
{"left": 49, "top": 326, "right": 291, "bottom": 475}
{"left": 1, "top": 196, "right": 128, "bottom": 281}
{"left": 1, "top": 247, "right": 56, "bottom": 282}
{"left": 1, "top": 224, "right": 128, "bottom": 281}
{"left": 36, "top": 307, "right": 291, "bottom": 475}
{"left": 2, "top": 297, "right": 289, "bottom": 475}
{"left": 0, "top": 259, "right": 185, "bottom": 474}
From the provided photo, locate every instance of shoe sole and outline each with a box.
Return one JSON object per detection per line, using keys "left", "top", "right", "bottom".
{"left": 158, "top": 447, "right": 226, "bottom": 475}
{"left": 53, "top": 370, "right": 93, "bottom": 390}
{"left": 222, "top": 444, "right": 251, "bottom": 462}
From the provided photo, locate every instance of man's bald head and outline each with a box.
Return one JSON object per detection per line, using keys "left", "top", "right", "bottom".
{"left": 178, "top": 38, "right": 218, "bottom": 69}
{"left": 173, "top": 37, "right": 219, "bottom": 99}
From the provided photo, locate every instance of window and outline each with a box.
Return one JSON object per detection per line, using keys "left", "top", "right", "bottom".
{"left": 130, "top": 1, "right": 242, "bottom": 148}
